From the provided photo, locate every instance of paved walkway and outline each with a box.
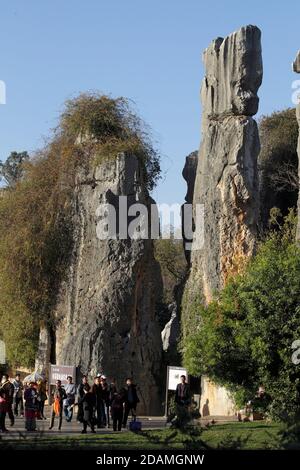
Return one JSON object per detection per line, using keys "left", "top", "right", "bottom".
{"left": 1, "top": 407, "right": 167, "bottom": 438}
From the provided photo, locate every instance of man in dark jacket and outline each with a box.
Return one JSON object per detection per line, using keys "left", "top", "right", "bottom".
{"left": 111, "top": 389, "right": 125, "bottom": 431}
{"left": 0, "top": 374, "right": 14, "bottom": 426}
{"left": 122, "top": 378, "right": 139, "bottom": 428}
{"left": 13, "top": 373, "right": 24, "bottom": 417}
{"left": 77, "top": 375, "right": 88, "bottom": 423}
{"left": 175, "top": 375, "right": 191, "bottom": 407}
{"left": 81, "top": 384, "right": 96, "bottom": 434}
{"left": 49, "top": 380, "right": 67, "bottom": 431}
{"left": 92, "top": 376, "right": 105, "bottom": 428}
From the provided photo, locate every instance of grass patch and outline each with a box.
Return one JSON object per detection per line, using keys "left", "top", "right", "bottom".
{"left": 0, "top": 422, "right": 284, "bottom": 450}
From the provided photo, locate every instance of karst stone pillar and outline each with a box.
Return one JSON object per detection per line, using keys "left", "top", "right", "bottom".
{"left": 36, "top": 153, "right": 163, "bottom": 415}
{"left": 183, "top": 25, "right": 263, "bottom": 416}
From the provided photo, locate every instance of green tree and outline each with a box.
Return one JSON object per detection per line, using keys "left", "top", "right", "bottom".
{"left": 154, "top": 233, "right": 187, "bottom": 304}
{"left": 259, "top": 108, "right": 299, "bottom": 227}
{"left": 183, "top": 211, "right": 300, "bottom": 420}
{"left": 0, "top": 151, "right": 29, "bottom": 186}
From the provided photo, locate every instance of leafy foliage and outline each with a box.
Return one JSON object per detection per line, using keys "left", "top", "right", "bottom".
{"left": 183, "top": 210, "right": 300, "bottom": 420}
{"left": 0, "top": 151, "right": 29, "bottom": 186}
{"left": 154, "top": 233, "right": 187, "bottom": 304}
{"left": 259, "top": 108, "right": 299, "bottom": 226}
{"left": 167, "top": 396, "right": 200, "bottom": 428}
{"left": 59, "top": 93, "right": 161, "bottom": 191}
{"left": 278, "top": 419, "right": 300, "bottom": 449}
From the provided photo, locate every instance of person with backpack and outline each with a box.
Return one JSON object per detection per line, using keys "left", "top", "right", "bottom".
{"left": 49, "top": 380, "right": 67, "bottom": 431}
{"left": 122, "top": 377, "right": 139, "bottom": 428}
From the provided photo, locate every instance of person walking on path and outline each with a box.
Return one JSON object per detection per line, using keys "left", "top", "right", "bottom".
{"left": 24, "top": 382, "right": 38, "bottom": 431}
{"left": 81, "top": 383, "right": 96, "bottom": 434}
{"left": 13, "top": 373, "right": 24, "bottom": 417}
{"left": 111, "top": 389, "right": 125, "bottom": 431}
{"left": 122, "top": 378, "right": 139, "bottom": 428}
{"left": 63, "top": 375, "right": 76, "bottom": 422}
{"left": 77, "top": 375, "right": 89, "bottom": 423}
{"left": 49, "top": 380, "right": 66, "bottom": 431}
{"left": 0, "top": 374, "right": 14, "bottom": 426}
{"left": 175, "top": 375, "right": 191, "bottom": 407}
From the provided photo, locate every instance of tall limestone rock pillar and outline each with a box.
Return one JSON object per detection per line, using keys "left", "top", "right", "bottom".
{"left": 293, "top": 51, "right": 300, "bottom": 242}
{"left": 184, "top": 25, "right": 262, "bottom": 416}
{"left": 37, "top": 153, "right": 163, "bottom": 415}
{"left": 193, "top": 25, "right": 262, "bottom": 303}
{"left": 182, "top": 151, "right": 198, "bottom": 263}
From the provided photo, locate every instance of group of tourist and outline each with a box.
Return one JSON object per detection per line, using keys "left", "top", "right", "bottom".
{"left": 0, "top": 372, "right": 139, "bottom": 434}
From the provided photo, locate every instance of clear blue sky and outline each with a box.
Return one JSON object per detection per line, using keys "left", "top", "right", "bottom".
{"left": 0, "top": 0, "right": 299, "bottom": 205}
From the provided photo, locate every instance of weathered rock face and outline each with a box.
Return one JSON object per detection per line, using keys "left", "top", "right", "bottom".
{"left": 36, "top": 153, "right": 163, "bottom": 415}
{"left": 183, "top": 25, "right": 262, "bottom": 416}
{"left": 293, "top": 50, "right": 300, "bottom": 241}
{"left": 293, "top": 51, "right": 300, "bottom": 74}
{"left": 35, "top": 326, "right": 52, "bottom": 372}
{"left": 182, "top": 151, "right": 198, "bottom": 262}
{"left": 182, "top": 151, "right": 198, "bottom": 206}
{"left": 189, "top": 25, "right": 262, "bottom": 305}
{"left": 201, "top": 26, "right": 262, "bottom": 119}
{"left": 161, "top": 302, "right": 180, "bottom": 353}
